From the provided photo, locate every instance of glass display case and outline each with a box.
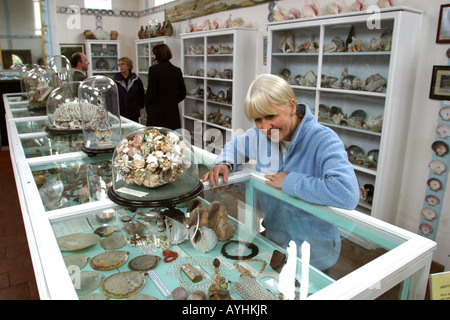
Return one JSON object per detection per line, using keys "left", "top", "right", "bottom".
{"left": 24, "top": 66, "right": 54, "bottom": 109}
{"left": 2, "top": 92, "right": 437, "bottom": 301}
{"left": 78, "top": 76, "right": 122, "bottom": 156}
{"left": 85, "top": 40, "right": 120, "bottom": 78}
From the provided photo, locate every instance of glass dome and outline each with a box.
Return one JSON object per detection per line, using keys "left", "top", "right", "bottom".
{"left": 78, "top": 76, "right": 122, "bottom": 156}
{"left": 46, "top": 81, "right": 83, "bottom": 134}
{"left": 108, "top": 127, "right": 203, "bottom": 207}
{"left": 48, "top": 55, "right": 72, "bottom": 88}
{"left": 25, "top": 66, "right": 54, "bottom": 109}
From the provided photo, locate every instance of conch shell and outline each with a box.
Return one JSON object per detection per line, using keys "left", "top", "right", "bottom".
{"left": 189, "top": 226, "right": 217, "bottom": 253}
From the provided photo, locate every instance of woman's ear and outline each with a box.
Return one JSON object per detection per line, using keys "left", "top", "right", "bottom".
{"left": 290, "top": 99, "right": 297, "bottom": 115}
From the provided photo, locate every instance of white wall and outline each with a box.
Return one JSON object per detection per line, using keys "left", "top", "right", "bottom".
{"left": 50, "top": 0, "right": 450, "bottom": 269}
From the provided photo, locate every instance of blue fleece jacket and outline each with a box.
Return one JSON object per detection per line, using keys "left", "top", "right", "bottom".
{"left": 214, "top": 104, "right": 360, "bottom": 210}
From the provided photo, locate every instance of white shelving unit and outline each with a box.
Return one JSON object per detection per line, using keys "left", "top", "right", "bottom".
{"left": 85, "top": 40, "right": 120, "bottom": 78}
{"left": 135, "top": 37, "right": 181, "bottom": 90}
{"left": 267, "top": 7, "right": 423, "bottom": 222}
{"left": 180, "top": 28, "right": 256, "bottom": 153}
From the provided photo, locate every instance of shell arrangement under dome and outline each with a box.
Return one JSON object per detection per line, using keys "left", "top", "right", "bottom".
{"left": 114, "top": 128, "right": 187, "bottom": 188}
{"left": 51, "top": 101, "right": 101, "bottom": 129}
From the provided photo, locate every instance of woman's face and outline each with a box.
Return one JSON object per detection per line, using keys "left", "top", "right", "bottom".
{"left": 118, "top": 61, "right": 129, "bottom": 74}
{"left": 254, "top": 99, "right": 297, "bottom": 142}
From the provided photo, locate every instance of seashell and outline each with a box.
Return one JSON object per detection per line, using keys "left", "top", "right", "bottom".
{"left": 188, "top": 290, "right": 207, "bottom": 300}
{"left": 428, "top": 159, "right": 446, "bottom": 175}
{"left": 189, "top": 226, "right": 217, "bottom": 253}
{"left": 278, "top": 32, "right": 294, "bottom": 53}
{"left": 64, "top": 254, "right": 90, "bottom": 269}
{"left": 79, "top": 293, "right": 108, "bottom": 300}
{"left": 75, "top": 271, "right": 104, "bottom": 297}
{"left": 288, "top": 7, "right": 301, "bottom": 19}
{"left": 301, "top": 1, "right": 319, "bottom": 18}
{"left": 436, "top": 124, "right": 450, "bottom": 139}
{"left": 39, "top": 179, "right": 64, "bottom": 210}
{"left": 425, "top": 195, "right": 440, "bottom": 207}
{"left": 101, "top": 233, "right": 127, "bottom": 250}
{"left": 218, "top": 68, "right": 232, "bottom": 79}
{"left": 94, "top": 226, "right": 119, "bottom": 237}
{"left": 90, "top": 251, "right": 129, "bottom": 271}
{"left": 57, "top": 233, "right": 100, "bottom": 252}
{"left": 419, "top": 223, "right": 433, "bottom": 236}
{"left": 207, "top": 68, "right": 217, "bottom": 77}
{"left": 207, "top": 201, "right": 236, "bottom": 241}
{"left": 172, "top": 286, "right": 188, "bottom": 300}
{"left": 166, "top": 217, "right": 189, "bottom": 244}
{"left": 377, "top": 0, "right": 393, "bottom": 9}
{"left": 101, "top": 271, "right": 146, "bottom": 299}
{"left": 122, "top": 220, "right": 143, "bottom": 235}
{"left": 351, "top": 0, "right": 366, "bottom": 11}
{"left": 363, "top": 114, "right": 383, "bottom": 132}
{"left": 127, "top": 294, "right": 158, "bottom": 300}
{"left": 427, "top": 178, "right": 442, "bottom": 192}
{"left": 128, "top": 255, "right": 161, "bottom": 272}
{"left": 350, "top": 109, "right": 366, "bottom": 122}
{"left": 279, "top": 68, "right": 291, "bottom": 81}
{"left": 421, "top": 208, "right": 437, "bottom": 221}
{"left": 364, "top": 74, "right": 386, "bottom": 92}
{"left": 439, "top": 107, "right": 450, "bottom": 121}
{"left": 327, "top": 1, "right": 342, "bottom": 15}
{"left": 95, "top": 209, "right": 115, "bottom": 222}
{"left": 432, "top": 141, "right": 449, "bottom": 157}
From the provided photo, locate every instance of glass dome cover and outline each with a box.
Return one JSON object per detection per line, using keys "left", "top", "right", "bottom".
{"left": 46, "top": 81, "right": 83, "bottom": 133}
{"left": 78, "top": 76, "right": 121, "bottom": 155}
{"left": 48, "top": 55, "right": 72, "bottom": 87}
{"left": 108, "top": 127, "right": 203, "bottom": 207}
{"left": 25, "top": 66, "right": 54, "bottom": 108}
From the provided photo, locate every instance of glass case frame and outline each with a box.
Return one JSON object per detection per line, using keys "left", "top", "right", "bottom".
{"left": 3, "top": 92, "right": 437, "bottom": 300}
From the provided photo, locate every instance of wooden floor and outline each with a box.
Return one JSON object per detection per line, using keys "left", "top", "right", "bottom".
{"left": 0, "top": 149, "right": 442, "bottom": 300}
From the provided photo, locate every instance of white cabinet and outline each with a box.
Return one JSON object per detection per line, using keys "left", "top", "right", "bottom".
{"left": 85, "top": 40, "right": 120, "bottom": 78}
{"left": 135, "top": 37, "right": 181, "bottom": 90}
{"left": 180, "top": 28, "right": 256, "bottom": 153}
{"left": 267, "top": 7, "right": 423, "bottom": 222}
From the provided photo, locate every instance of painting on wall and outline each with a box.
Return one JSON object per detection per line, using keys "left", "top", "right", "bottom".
{"left": 60, "top": 44, "right": 85, "bottom": 61}
{"left": 165, "top": 0, "right": 272, "bottom": 22}
{"left": 436, "top": 4, "right": 450, "bottom": 43}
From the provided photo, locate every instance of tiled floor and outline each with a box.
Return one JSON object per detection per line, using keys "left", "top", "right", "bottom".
{"left": 0, "top": 150, "right": 39, "bottom": 300}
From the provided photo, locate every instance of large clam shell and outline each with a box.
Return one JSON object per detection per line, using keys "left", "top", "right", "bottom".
{"left": 63, "top": 254, "right": 90, "bottom": 269}
{"left": 90, "top": 251, "right": 129, "bottom": 271}
{"left": 57, "top": 233, "right": 100, "bottom": 252}
{"left": 101, "top": 233, "right": 127, "bottom": 250}
{"left": 75, "top": 271, "right": 104, "bottom": 297}
{"left": 101, "top": 271, "right": 146, "bottom": 299}
{"left": 128, "top": 255, "right": 161, "bottom": 272}
{"left": 94, "top": 226, "right": 119, "bottom": 237}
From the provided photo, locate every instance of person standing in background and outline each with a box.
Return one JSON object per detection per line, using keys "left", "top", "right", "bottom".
{"left": 114, "top": 57, "right": 145, "bottom": 123}
{"left": 145, "top": 44, "right": 186, "bottom": 130}
{"left": 70, "top": 52, "right": 89, "bottom": 81}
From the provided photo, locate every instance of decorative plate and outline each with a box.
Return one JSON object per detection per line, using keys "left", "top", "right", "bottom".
{"left": 57, "top": 233, "right": 100, "bottom": 252}
{"left": 101, "top": 271, "right": 146, "bottom": 299}
{"left": 90, "top": 251, "right": 129, "bottom": 271}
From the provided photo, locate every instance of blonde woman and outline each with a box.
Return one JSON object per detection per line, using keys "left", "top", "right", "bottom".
{"left": 203, "top": 73, "right": 359, "bottom": 210}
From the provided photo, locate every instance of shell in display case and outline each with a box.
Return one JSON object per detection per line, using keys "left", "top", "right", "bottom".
{"left": 108, "top": 127, "right": 203, "bottom": 207}
{"left": 25, "top": 66, "right": 54, "bottom": 109}
{"left": 48, "top": 55, "right": 72, "bottom": 87}
{"left": 78, "top": 76, "right": 122, "bottom": 156}
{"left": 46, "top": 81, "right": 83, "bottom": 134}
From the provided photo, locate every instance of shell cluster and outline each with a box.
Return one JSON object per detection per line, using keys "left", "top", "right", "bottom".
{"left": 50, "top": 101, "right": 100, "bottom": 129}
{"left": 114, "top": 128, "right": 187, "bottom": 188}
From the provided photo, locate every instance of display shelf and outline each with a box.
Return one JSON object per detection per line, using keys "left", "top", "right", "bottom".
{"left": 85, "top": 40, "right": 120, "bottom": 78}
{"left": 180, "top": 28, "right": 256, "bottom": 152}
{"left": 135, "top": 37, "right": 181, "bottom": 90}
{"left": 267, "top": 7, "right": 423, "bottom": 220}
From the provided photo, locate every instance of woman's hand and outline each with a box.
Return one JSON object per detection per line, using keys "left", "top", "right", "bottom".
{"left": 202, "top": 163, "right": 230, "bottom": 186}
{"left": 264, "top": 172, "right": 287, "bottom": 189}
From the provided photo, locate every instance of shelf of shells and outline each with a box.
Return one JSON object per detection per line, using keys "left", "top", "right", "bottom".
{"left": 135, "top": 37, "right": 181, "bottom": 90}
{"left": 268, "top": 8, "right": 423, "bottom": 220}
{"left": 86, "top": 40, "right": 121, "bottom": 78}
{"left": 181, "top": 28, "right": 255, "bottom": 151}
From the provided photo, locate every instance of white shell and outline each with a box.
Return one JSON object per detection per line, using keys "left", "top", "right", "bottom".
{"left": 101, "top": 271, "right": 146, "bottom": 299}
{"left": 75, "top": 271, "right": 104, "bottom": 297}
{"left": 189, "top": 226, "right": 217, "bottom": 253}
{"left": 57, "top": 233, "right": 100, "bottom": 252}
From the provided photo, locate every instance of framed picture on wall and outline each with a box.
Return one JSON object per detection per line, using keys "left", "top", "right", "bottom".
{"left": 60, "top": 44, "right": 85, "bottom": 60}
{"left": 430, "top": 65, "right": 450, "bottom": 100}
{"left": 436, "top": 4, "right": 450, "bottom": 43}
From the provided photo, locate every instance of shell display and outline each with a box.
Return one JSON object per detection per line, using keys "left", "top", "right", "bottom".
{"left": 51, "top": 101, "right": 101, "bottom": 130}
{"left": 63, "top": 254, "right": 90, "bottom": 269}
{"left": 94, "top": 226, "right": 119, "bottom": 237}
{"left": 128, "top": 255, "right": 161, "bottom": 272}
{"left": 90, "top": 251, "right": 129, "bottom": 271}
{"left": 101, "top": 233, "right": 128, "bottom": 250}
{"left": 113, "top": 128, "right": 186, "bottom": 188}
{"left": 101, "top": 271, "right": 146, "bottom": 299}
{"left": 75, "top": 271, "right": 104, "bottom": 297}
{"left": 57, "top": 233, "right": 100, "bottom": 252}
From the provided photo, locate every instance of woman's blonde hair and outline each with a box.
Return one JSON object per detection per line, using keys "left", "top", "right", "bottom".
{"left": 118, "top": 57, "right": 133, "bottom": 71}
{"left": 244, "top": 74, "right": 295, "bottom": 121}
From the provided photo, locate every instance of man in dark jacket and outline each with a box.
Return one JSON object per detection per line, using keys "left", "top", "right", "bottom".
{"left": 145, "top": 44, "right": 186, "bottom": 130}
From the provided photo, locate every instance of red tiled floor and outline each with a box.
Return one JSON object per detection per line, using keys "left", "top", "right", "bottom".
{"left": 0, "top": 150, "right": 39, "bottom": 300}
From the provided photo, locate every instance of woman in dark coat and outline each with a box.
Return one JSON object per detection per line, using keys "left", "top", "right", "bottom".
{"left": 114, "top": 57, "right": 145, "bottom": 122}
{"left": 145, "top": 44, "right": 186, "bottom": 130}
